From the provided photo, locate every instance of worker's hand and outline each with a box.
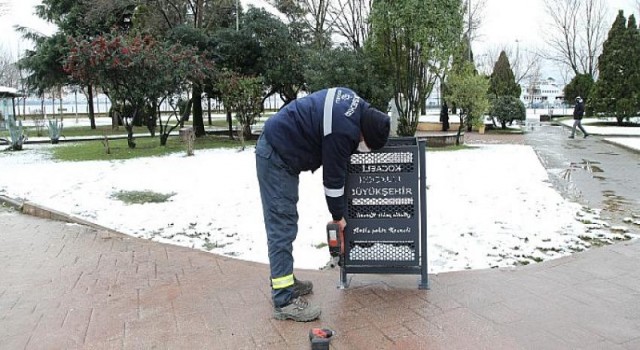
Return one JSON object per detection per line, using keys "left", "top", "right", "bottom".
{"left": 330, "top": 217, "right": 347, "bottom": 234}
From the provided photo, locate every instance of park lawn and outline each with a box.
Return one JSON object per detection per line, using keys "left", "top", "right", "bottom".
{"left": 53, "top": 125, "right": 129, "bottom": 137}
{"left": 54, "top": 120, "right": 233, "bottom": 138}
{"left": 585, "top": 120, "right": 640, "bottom": 128}
{"left": 428, "top": 144, "right": 475, "bottom": 152}
{"left": 53, "top": 134, "right": 255, "bottom": 162}
{"left": 486, "top": 126, "right": 525, "bottom": 134}
{"left": 1, "top": 119, "right": 234, "bottom": 139}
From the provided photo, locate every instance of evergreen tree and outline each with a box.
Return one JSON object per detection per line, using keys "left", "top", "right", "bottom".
{"left": 445, "top": 62, "right": 490, "bottom": 144}
{"left": 489, "top": 96, "right": 526, "bottom": 129}
{"left": 369, "top": 0, "right": 463, "bottom": 136}
{"left": 592, "top": 11, "right": 640, "bottom": 125}
{"left": 563, "top": 73, "right": 594, "bottom": 103}
{"left": 624, "top": 15, "right": 640, "bottom": 113}
{"left": 488, "top": 51, "right": 521, "bottom": 98}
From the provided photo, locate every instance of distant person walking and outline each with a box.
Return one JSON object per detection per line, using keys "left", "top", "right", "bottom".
{"left": 569, "top": 96, "right": 588, "bottom": 139}
{"left": 440, "top": 102, "right": 449, "bottom": 131}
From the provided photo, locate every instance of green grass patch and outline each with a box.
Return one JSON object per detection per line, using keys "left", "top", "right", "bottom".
{"left": 523, "top": 255, "right": 544, "bottom": 263}
{"left": 577, "top": 235, "right": 610, "bottom": 247}
{"left": 585, "top": 121, "right": 639, "bottom": 128}
{"left": 111, "top": 190, "right": 176, "bottom": 204}
{"left": 52, "top": 135, "right": 255, "bottom": 161}
{"left": 202, "top": 241, "right": 227, "bottom": 250}
{"left": 427, "top": 144, "right": 477, "bottom": 152}
{"left": 1, "top": 118, "right": 251, "bottom": 139}
{"left": 537, "top": 246, "right": 563, "bottom": 254}
{"left": 486, "top": 127, "right": 525, "bottom": 135}
{"left": 52, "top": 125, "right": 128, "bottom": 138}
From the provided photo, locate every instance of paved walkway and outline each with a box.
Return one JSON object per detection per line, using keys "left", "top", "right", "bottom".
{"left": 2, "top": 206, "right": 639, "bottom": 349}
{"left": 2, "top": 123, "right": 640, "bottom": 349}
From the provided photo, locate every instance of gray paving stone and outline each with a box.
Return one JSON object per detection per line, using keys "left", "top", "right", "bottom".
{"left": 2, "top": 206, "right": 640, "bottom": 349}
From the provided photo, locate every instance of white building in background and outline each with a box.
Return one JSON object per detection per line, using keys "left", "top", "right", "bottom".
{"left": 520, "top": 77, "right": 566, "bottom": 108}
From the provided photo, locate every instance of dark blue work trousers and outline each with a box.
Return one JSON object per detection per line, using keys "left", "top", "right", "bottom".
{"left": 571, "top": 119, "right": 588, "bottom": 137}
{"left": 255, "top": 133, "right": 300, "bottom": 307}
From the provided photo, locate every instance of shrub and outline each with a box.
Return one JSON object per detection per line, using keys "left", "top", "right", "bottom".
{"left": 7, "top": 115, "right": 26, "bottom": 150}
{"left": 490, "top": 96, "right": 526, "bottom": 129}
{"left": 47, "top": 118, "right": 63, "bottom": 144}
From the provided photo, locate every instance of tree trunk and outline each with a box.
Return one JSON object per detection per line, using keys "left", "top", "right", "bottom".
{"left": 226, "top": 109, "right": 234, "bottom": 140}
{"left": 243, "top": 124, "right": 252, "bottom": 141}
{"left": 145, "top": 101, "right": 157, "bottom": 137}
{"left": 126, "top": 123, "right": 136, "bottom": 149}
{"left": 207, "top": 96, "right": 212, "bottom": 126}
{"left": 58, "top": 88, "right": 63, "bottom": 121}
{"left": 455, "top": 114, "right": 464, "bottom": 146}
{"left": 192, "top": 85, "right": 205, "bottom": 137}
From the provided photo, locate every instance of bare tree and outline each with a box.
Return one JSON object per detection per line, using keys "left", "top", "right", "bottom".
{"left": 0, "top": 1, "right": 10, "bottom": 16}
{"left": 479, "top": 44, "right": 541, "bottom": 85}
{"left": 526, "top": 64, "right": 543, "bottom": 108}
{"left": 300, "top": 0, "right": 332, "bottom": 49}
{"left": 542, "top": 0, "right": 608, "bottom": 78}
{"left": 273, "top": 0, "right": 333, "bottom": 49}
{"left": 327, "top": 0, "right": 371, "bottom": 49}
{"left": 0, "top": 46, "right": 20, "bottom": 87}
{"left": 464, "top": 0, "right": 487, "bottom": 42}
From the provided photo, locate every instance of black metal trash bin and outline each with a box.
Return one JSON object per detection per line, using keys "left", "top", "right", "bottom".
{"left": 339, "top": 137, "right": 428, "bottom": 289}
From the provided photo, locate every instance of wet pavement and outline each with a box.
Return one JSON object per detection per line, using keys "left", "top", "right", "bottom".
{"left": 523, "top": 122, "right": 640, "bottom": 227}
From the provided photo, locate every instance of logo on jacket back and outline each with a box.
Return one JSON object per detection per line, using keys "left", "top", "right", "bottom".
{"left": 335, "top": 90, "right": 361, "bottom": 117}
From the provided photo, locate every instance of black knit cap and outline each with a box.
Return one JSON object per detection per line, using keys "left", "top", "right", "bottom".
{"left": 361, "top": 106, "right": 391, "bottom": 150}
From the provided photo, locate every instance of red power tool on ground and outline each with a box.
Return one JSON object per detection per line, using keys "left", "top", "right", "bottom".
{"left": 309, "top": 328, "right": 335, "bottom": 350}
{"left": 326, "top": 222, "right": 345, "bottom": 268}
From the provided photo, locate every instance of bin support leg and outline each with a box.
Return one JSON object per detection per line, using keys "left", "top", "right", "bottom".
{"left": 338, "top": 266, "right": 349, "bottom": 289}
{"left": 418, "top": 139, "right": 429, "bottom": 290}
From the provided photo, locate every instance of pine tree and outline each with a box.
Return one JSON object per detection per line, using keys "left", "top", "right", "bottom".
{"left": 592, "top": 10, "right": 638, "bottom": 124}
{"left": 624, "top": 15, "right": 640, "bottom": 112}
{"left": 563, "top": 73, "right": 594, "bottom": 103}
{"left": 488, "top": 51, "right": 521, "bottom": 98}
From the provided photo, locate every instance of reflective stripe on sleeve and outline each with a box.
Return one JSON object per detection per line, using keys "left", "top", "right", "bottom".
{"left": 271, "top": 274, "right": 295, "bottom": 290}
{"left": 324, "top": 186, "right": 345, "bottom": 198}
{"left": 323, "top": 88, "right": 337, "bottom": 136}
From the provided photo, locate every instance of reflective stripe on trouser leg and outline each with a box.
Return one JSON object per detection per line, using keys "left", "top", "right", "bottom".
{"left": 271, "top": 274, "right": 294, "bottom": 289}
{"left": 256, "top": 135, "right": 300, "bottom": 308}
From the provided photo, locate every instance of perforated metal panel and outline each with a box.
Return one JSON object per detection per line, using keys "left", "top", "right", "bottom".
{"left": 344, "top": 138, "right": 421, "bottom": 267}
{"left": 348, "top": 241, "right": 416, "bottom": 261}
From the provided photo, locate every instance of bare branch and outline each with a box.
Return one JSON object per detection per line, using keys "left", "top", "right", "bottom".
{"left": 0, "top": 1, "right": 10, "bottom": 16}
{"left": 464, "top": 0, "right": 487, "bottom": 42}
{"left": 0, "top": 45, "right": 20, "bottom": 87}
{"left": 327, "top": 0, "right": 371, "bottom": 49}
{"left": 542, "top": 0, "right": 608, "bottom": 77}
{"left": 479, "top": 43, "right": 541, "bottom": 84}
{"left": 304, "top": 0, "right": 333, "bottom": 48}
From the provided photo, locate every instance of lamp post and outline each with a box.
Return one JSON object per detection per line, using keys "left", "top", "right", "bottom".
{"left": 74, "top": 87, "right": 78, "bottom": 122}
{"left": 236, "top": 0, "right": 239, "bottom": 31}
{"left": 468, "top": 0, "right": 472, "bottom": 61}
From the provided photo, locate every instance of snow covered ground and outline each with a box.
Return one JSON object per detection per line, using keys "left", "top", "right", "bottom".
{"left": 1, "top": 132, "right": 638, "bottom": 273}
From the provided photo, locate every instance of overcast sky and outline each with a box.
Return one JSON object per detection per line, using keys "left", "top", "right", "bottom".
{"left": 475, "top": 0, "right": 638, "bottom": 79}
{"left": 0, "top": 0, "right": 54, "bottom": 57}
{"left": 1, "top": 0, "right": 639, "bottom": 79}
{"left": 476, "top": 0, "right": 638, "bottom": 50}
